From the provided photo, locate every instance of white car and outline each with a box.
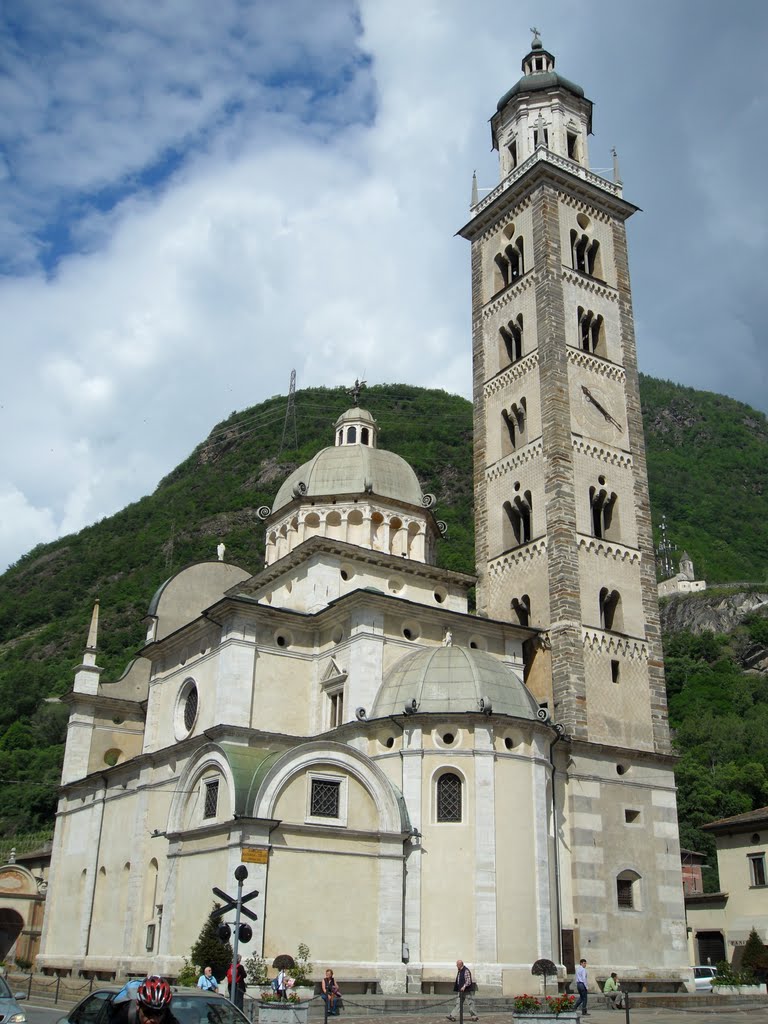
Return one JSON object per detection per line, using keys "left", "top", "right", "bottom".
{"left": 693, "top": 966, "right": 718, "bottom": 992}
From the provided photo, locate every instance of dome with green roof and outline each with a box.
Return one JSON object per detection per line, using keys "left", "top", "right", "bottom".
{"left": 370, "top": 645, "right": 540, "bottom": 720}
{"left": 272, "top": 406, "right": 426, "bottom": 513}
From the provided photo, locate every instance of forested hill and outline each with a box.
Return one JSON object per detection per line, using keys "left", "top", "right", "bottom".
{"left": 0, "top": 379, "right": 766, "bottom": 866}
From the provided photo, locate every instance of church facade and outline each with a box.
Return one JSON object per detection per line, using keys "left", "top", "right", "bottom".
{"left": 39, "top": 38, "right": 690, "bottom": 994}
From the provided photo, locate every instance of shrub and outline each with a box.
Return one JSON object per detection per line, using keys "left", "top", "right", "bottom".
{"left": 176, "top": 958, "right": 198, "bottom": 987}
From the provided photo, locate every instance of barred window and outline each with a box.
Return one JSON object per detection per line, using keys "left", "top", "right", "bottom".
{"left": 617, "top": 878, "right": 633, "bottom": 908}
{"left": 437, "top": 773, "right": 462, "bottom": 823}
{"left": 616, "top": 869, "right": 640, "bottom": 910}
{"left": 311, "top": 779, "right": 340, "bottom": 818}
{"left": 184, "top": 684, "right": 198, "bottom": 731}
{"left": 203, "top": 779, "right": 219, "bottom": 819}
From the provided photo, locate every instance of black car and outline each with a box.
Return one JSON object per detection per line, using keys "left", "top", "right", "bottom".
{"left": 59, "top": 988, "right": 250, "bottom": 1024}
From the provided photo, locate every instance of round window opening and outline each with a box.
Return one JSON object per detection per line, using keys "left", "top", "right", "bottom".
{"left": 386, "top": 737, "right": 395, "bottom": 749}
{"left": 433, "top": 587, "right": 447, "bottom": 604}
{"left": 616, "top": 763, "right": 629, "bottom": 776}
{"left": 183, "top": 684, "right": 199, "bottom": 732}
{"left": 504, "top": 736, "right": 515, "bottom": 750}
{"left": 443, "top": 732, "right": 455, "bottom": 745}
{"left": 752, "top": 833, "right": 761, "bottom": 844}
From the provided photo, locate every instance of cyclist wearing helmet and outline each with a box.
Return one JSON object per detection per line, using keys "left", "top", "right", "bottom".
{"left": 136, "top": 976, "right": 174, "bottom": 1024}
{"left": 109, "top": 976, "right": 175, "bottom": 1024}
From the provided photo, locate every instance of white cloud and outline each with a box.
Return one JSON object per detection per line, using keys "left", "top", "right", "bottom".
{"left": 0, "top": 0, "right": 767, "bottom": 572}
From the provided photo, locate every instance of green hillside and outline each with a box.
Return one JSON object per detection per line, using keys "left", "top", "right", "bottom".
{"left": 0, "top": 378, "right": 766, "bottom": 860}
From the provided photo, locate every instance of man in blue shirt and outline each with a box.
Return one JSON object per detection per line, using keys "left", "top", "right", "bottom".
{"left": 197, "top": 967, "right": 218, "bottom": 991}
{"left": 573, "top": 959, "right": 590, "bottom": 1016}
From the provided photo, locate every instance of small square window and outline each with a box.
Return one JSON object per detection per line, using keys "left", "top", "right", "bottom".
{"left": 749, "top": 853, "right": 766, "bottom": 887}
{"left": 625, "top": 809, "right": 641, "bottom": 824}
{"left": 311, "top": 779, "right": 340, "bottom": 818}
{"left": 203, "top": 779, "right": 219, "bottom": 819}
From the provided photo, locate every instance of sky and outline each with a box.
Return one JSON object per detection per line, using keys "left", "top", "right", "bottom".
{"left": 1, "top": 0, "right": 766, "bottom": 573}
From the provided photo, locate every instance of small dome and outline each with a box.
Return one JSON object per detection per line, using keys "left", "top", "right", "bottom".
{"left": 272, "top": 445, "right": 425, "bottom": 513}
{"left": 497, "top": 70, "right": 585, "bottom": 111}
{"left": 370, "top": 645, "right": 540, "bottom": 720}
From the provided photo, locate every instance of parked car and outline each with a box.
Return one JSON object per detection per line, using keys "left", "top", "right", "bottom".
{"left": 58, "top": 987, "right": 250, "bottom": 1024}
{"left": 0, "top": 975, "right": 27, "bottom": 1023}
{"left": 693, "top": 965, "right": 718, "bottom": 992}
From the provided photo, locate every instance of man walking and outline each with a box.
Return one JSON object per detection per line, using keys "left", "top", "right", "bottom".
{"left": 447, "top": 959, "right": 478, "bottom": 1022}
{"left": 573, "top": 958, "right": 590, "bottom": 1016}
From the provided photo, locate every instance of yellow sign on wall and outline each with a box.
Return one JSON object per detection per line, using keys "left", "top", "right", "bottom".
{"left": 241, "top": 847, "right": 269, "bottom": 864}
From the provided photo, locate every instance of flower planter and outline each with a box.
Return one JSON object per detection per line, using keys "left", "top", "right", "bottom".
{"left": 512, "top": 1014, "right": 580, "bottom": 1024}
{"left": 258, "top": 1004, "right": 309, "bottom": 1024}
{"left": 713, "top": 985, "right": 764, "bottom": 995}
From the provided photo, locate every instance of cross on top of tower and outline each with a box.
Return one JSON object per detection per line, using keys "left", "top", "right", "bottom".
{"left": 530, "top": 27, "right": 542, "bottom": 48}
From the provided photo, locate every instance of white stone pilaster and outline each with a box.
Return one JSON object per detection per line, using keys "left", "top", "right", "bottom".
{"left": 401, "top": 743, "right": 423, "bottom": 966}
{"left": 532, "top": 756, "right": 555, "bottom": 960}
{"left": 474, "top": 726, "right": 497, "bottom": 964}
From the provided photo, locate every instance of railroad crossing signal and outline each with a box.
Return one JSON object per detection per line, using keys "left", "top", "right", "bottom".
{"left": 211, "top": 885, "right": 259, "bottom": 921}
{"left": 212, "top": 865, "right": 260, "bottom": 1007}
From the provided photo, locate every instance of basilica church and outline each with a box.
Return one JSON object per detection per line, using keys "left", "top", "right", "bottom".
{"left": 39, "top": 35, "right": 690, "bottom": 993}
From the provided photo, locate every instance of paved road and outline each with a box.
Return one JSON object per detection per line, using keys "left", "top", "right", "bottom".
{"left": 25, "top": 1005, "right": 66, "bottom": 1024}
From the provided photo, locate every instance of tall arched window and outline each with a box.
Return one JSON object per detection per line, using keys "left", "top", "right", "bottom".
{"left": 502, "top": 488, "right": 533, "bottom": 549}
{"left": 511, "top": 594, "right": 531, "bottom": 627}
{"left": 617, "top": 869, "right": 641, "bottom": 910}
{"left": 499, "top": 314, "right": 523, "bottom": 367}
{"left": 589, "top": 485, "right": 618, "bottom": 540}
{"left": 437, "top": 772, "right": 463, "bottom": 822}
{"left": 501, "top": 399, "right": 527, "bottom": 458}
{"left": 494, "top": 234, "right": 525, "bottom": 292}
{"left": 570, "top": 230, "right": 601, "bottom": 278}
{"left": 577, "top": 307, "right": 605, "bottom": 356}
{"left": 599, "top": 587, "right": 622, "bottom": 632}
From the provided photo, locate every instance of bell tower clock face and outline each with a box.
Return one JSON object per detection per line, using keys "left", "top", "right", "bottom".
{"left": 577, "top": 384, "right": 623, "bottom": 438}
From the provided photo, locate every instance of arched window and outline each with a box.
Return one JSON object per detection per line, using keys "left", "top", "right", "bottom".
{"left": 570, "top": 230, "right": 601, "bottom": 277}
{"left": 511, "top": 594, "right": 531, "bottom": 627}
{"left": 501, "top": 399, "right": 526, "bottom": 457}
{"left": 346, "top": 426, "right": 357, "bottom": 444}
{"left": 599, "top": 587, "right": 622, "bottom": 632}
{"left": 499, "top": 314, "right": 523, "bottom": 367}
{"left": 502, "top": 488, "right": 533, "bottom": 549}
{"left": 589, "top": 484, "right": 618, "bottom": 540}
{"left": 577, "top": 307, "right": 605, "bottom": 356}
{"left": 494, "top": 235, "right": 525, "bottom": 292}
{"left": 437, "top": 773, "right": 463, "bottom": 823}
{"left": 617, "top": 870, "right": 641, "bottom": 910}
{"left": 361, "top": 427, "right": 370, "bottom": 445}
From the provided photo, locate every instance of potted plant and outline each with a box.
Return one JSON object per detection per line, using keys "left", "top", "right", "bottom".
{"left": 512, "top": 992, "right": 578, "bottom": 1022}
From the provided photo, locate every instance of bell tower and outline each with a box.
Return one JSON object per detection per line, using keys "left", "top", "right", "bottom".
{"left": 459, "top": 31, "right": 668, "bottom": 754}
{"left": 459, "top": 32, "right": 689, "bottom": 978}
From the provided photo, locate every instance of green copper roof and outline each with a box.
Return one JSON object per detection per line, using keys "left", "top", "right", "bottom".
{"left": 273, "top": 445, "right": 425, "bottom": 512}
{"left": 371, "top": 645, "right": 539, "bottom": 720}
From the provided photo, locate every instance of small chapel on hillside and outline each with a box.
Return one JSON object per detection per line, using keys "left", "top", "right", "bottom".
{"left": 39, "top": 34, "right": 691, "bottom": 993}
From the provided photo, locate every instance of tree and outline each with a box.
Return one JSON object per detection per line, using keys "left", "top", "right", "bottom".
{"left": 189, "top": 904, "right": 234, "bottom": 981}
{"left": 741, "top": 927, "right": 768, "bottom": 976}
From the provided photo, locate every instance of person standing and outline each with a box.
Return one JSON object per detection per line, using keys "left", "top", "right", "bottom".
{"left": 603, "top": 973, "right": 624, "bottom": 1009}
{"left": 446, "top": 959, "right": 478, "bottom": 1022}
{"left": 573, "top": 958, "right": 590, "bottom": 1016}
{"left": 197, "top": 967, "right": 218, "bottom": 991}
{"left": 226, "top": 955, "right": 247, "bottom": 1009}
